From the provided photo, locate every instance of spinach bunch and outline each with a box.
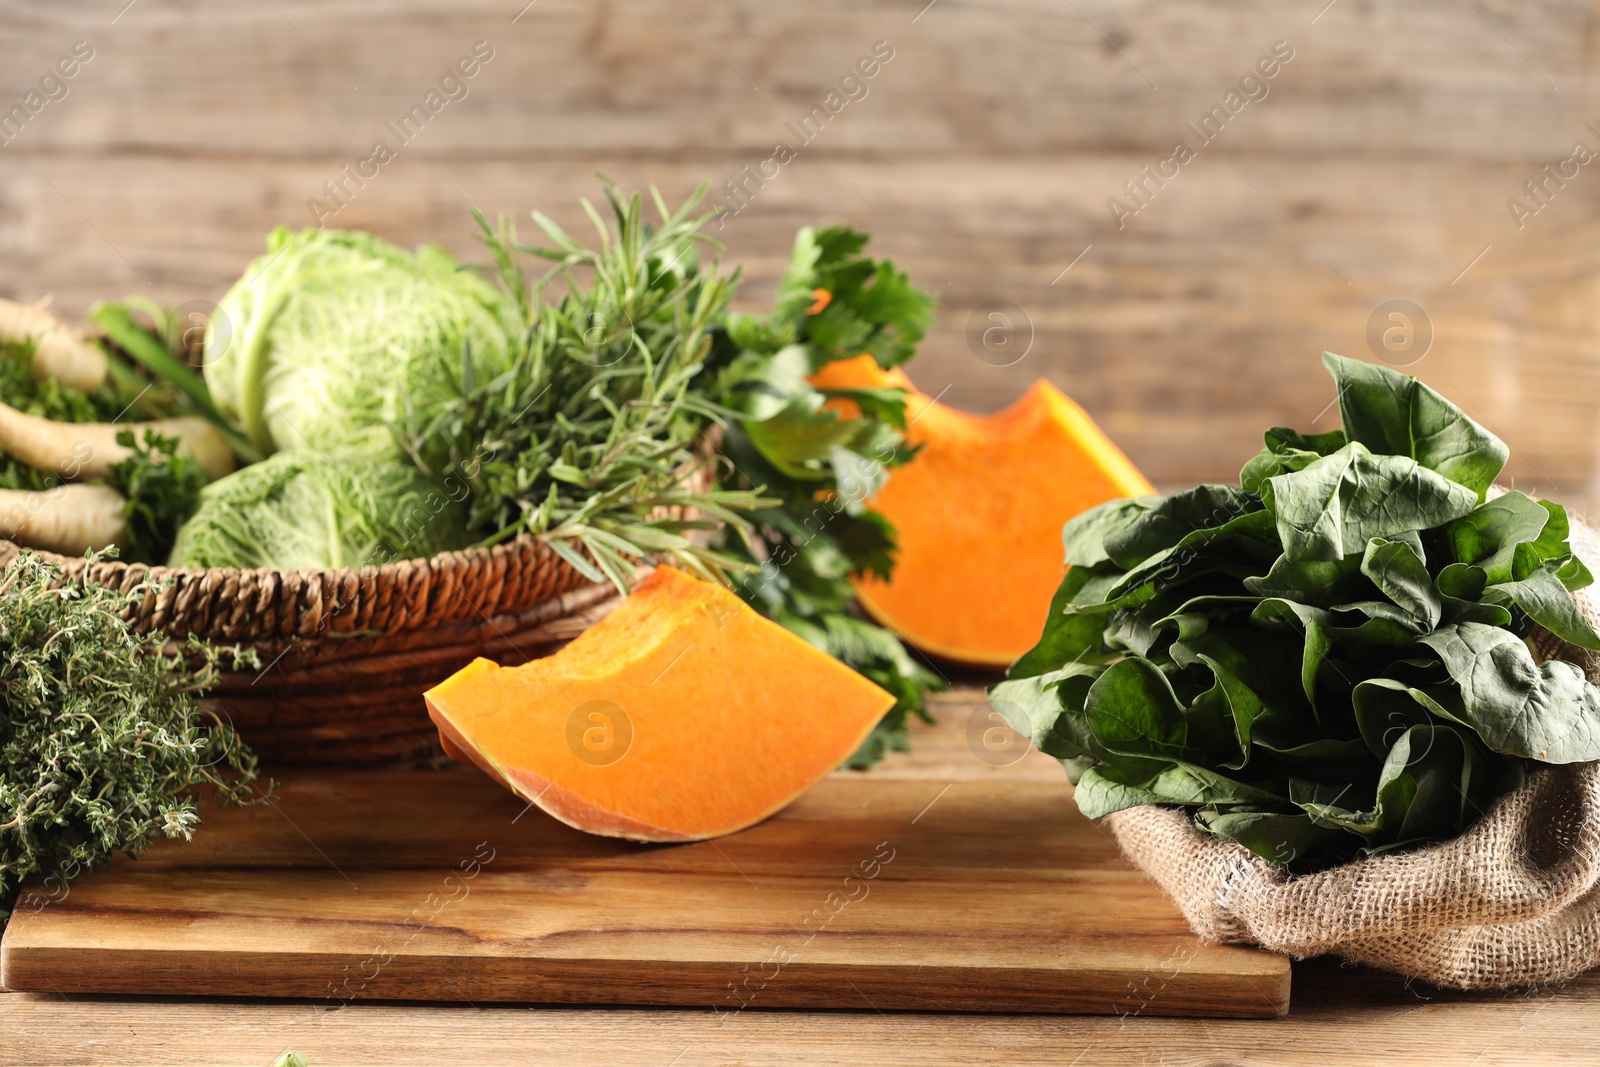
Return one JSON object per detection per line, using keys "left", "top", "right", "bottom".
{"left": 992, "top": 353, "right": 1600, "bottom": 870}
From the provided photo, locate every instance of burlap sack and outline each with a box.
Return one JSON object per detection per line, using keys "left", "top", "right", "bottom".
{"left": 1103, "top": 504, "right": 1600, "bottom": 990}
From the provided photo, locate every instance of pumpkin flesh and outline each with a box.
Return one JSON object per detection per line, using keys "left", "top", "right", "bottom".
{"left": 810, "top": 356, "right": 1155, "bottom": 668}
{"left": 425, "top": 565, "right": 896, "bottom": 842}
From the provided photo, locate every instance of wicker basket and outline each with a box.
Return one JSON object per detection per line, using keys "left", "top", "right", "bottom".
{"left": 0, "top": 457, "right": 716, "bottom": 766}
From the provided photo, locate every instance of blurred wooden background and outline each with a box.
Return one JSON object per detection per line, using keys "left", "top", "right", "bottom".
{"left": 3, "top": 0, "right": 1599, "bottom": 508}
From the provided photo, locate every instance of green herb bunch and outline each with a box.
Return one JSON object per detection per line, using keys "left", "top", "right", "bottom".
{"left": 401, "top": 184, "right": 770, "bottom": 592}
{"left": 993, "top": 353, "right": 1600, "bottom": 870}
{"left": 708, "top": 226, "right": 944, "bottom": 767}
{"left": 109, "top": 428, "right": 211, "bottom": 565}
{"left": 0, "top": 552, "right": 264, "bottom": 923}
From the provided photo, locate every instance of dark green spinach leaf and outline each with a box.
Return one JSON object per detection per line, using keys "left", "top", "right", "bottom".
{"left": 996, "top": 353, "right": 1600, "bottom": 870}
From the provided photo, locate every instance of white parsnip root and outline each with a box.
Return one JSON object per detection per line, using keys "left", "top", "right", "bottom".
{"left": 0, "top": 484, "right": 127, "bottom": 555}
{"left": 0, "top": 297, "right": 109, "bottom": 392}
{"left": 0, "top": 402, "right": 236, "bottom": 481}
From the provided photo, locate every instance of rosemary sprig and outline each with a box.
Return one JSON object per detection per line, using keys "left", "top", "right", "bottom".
{"left": 401, "top": 182, "right": 771, "bottom": 592}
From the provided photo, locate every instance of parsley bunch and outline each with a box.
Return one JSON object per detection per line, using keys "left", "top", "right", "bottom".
{"left": 708, "top": 226, "right": 944, "bottom": 767}
{"left": 0, "top": 337, "right": 121, "bottom": 493}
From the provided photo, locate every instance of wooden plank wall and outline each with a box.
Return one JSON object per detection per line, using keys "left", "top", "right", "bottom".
{"left": 3, "top": 0, "right": 1599, "bottom": 508}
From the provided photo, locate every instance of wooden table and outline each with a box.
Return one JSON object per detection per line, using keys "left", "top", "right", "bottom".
{"left": 5, "top": 686, "right": 1599, "bottom": 1066}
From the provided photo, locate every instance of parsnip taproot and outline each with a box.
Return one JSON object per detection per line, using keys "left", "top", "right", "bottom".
{"left": 0, "top": 297, "right": 109, "bottom": 392}
{"left": 0, "top": 484, "right": 127, "bottom": 554}
{"left": 0, "top": 402, "right": 235, "bottom": 481}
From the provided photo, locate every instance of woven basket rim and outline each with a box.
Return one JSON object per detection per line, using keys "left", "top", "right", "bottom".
{"left": 2, "top": 529, "right": 562, "bottom": 586}
{"left": 0, "top": 531, "right": 602, "bottom": 643}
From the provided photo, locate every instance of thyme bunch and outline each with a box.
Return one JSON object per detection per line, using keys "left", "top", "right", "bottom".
{"left": 0, "top": 552, "right": 264, "bottom": 922}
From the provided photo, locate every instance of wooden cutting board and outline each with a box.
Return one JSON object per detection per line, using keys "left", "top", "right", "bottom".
{"left": 0, "top": 765, "right": 1289, "bottom": 1017}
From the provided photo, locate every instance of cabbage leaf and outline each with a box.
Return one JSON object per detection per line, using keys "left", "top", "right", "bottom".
{"left": 207, "top": 227, "right": 518, "bottom": 458}
{"left": 168, "top": 450, "right": 470, "bottom": 571}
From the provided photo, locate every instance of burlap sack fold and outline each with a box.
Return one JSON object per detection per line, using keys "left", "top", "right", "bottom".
{"left": 1102, "top": 501, "right": 1600, "bottom": 990}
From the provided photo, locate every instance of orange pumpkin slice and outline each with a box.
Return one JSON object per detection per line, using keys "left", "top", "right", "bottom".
{"left": 809, "top": 355, "right": 1154, "bottom": 668}
{"left": 425, "top": 566, "right": 895, "bottom": 842}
